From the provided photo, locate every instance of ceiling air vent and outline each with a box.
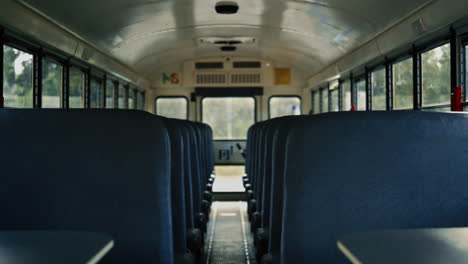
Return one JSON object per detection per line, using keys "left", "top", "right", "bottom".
{"left": 233, "top": 61, "right": 261, "bottom": 68}
{"left": 231, "top": 73, "right": 261, "bottom": 84}
{"left": 195, "top": 62, "right": 224, "bottom": 69}
{"left": 196, "top": 73, "right": 227, "bottom": 84}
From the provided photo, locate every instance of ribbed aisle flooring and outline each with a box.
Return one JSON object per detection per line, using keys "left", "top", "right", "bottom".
{"left": 205, "top": 202, "right": 257, "bottom": 264}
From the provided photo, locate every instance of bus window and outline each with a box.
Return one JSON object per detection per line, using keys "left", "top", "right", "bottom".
{"left": 118, "top": 84, "right": 126, "bottom": 109}
{"left": 128, "top": 89, "right": 136, "bottom": 109}
{"left": 202, "top": 97, "right": 254, "bottom": 140}
{"left": 313, "top": 91, "right": 320, "bottom": 114}
{"left": 342, "top": 80, "right": 351, "bottom": 111}
{"left": 421, "top": 43, "right": 450, "bottom": 108}
{"left": 371, "top": 68, "right": 386, "bottom": 110}
{"left": 330, "top": 81, "right": 339, "bottom": 112}
{"left": 393, "top": 57, "right": 413, "bottom": 110}
{"left": 321, "top": 88, "right": 329, "bottom": 113}
{"left": 269, "top": 96, "right": 301, "bottom": 118}
{"left": 90, "top": 79, "right": 102, "bottom": 108}
{"left": 69, "top": 67, "right": 84, "bottom": 108}
{"left": 42, "top": 59, "right": 62, "bottom": 108}
{"left": 105, "top": 80, "right": 115, "bottom": 109}
{"left": 156, "top": 97, "right": 188, "bottom": 120}
{"left": 3, "top": 45, "right": 33, "bottom": 108}
{"left": 355, "top": 79, "right": 366, "bottom": 111}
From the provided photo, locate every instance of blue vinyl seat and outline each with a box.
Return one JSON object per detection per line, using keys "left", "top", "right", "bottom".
{"left": 0, "top": 109, "right": 174, "bottom": 264}
{"left": 280, "top": 112, "right": 468, "bottom": 263}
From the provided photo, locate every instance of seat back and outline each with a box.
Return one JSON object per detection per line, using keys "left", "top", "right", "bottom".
{"left": 281, "top": 112, "right": 468, "bottom": 263}
{"left": 0, "top": 110, "right": 174, "bottom": 264}
{"left": 260, "top": 119, "right": 283, "bottom": 228}
{"left": 267, "top": 116, "right": 309, "bottom": 257}
{"left": 163, "top": 118, "right": 189, "bottom": 260}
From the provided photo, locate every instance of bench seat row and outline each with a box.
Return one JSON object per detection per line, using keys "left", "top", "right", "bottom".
{"left": 0, "top": 109, "right": 214, "bottom": 264}
{"left": 244, "top": 111, "right": 468, "bottom": 263}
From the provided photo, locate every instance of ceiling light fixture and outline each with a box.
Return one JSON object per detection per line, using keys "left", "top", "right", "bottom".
{"left": 215, "top": 1, "right": 239, "bottom": 14}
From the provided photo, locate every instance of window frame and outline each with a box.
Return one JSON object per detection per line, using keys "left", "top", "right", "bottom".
{"left": 311, "top": 90, "right": 320, "bottom": 115}
{"left": 418, "top": 41, "right": 451, "bottom": 110}
{"left": 268, "top": 95, "right": 302, "bottom": 119}
{"left": 2, "top": 42, "right": 35, "bottom": 109}
{"left": 41, "top": 57, "right": 64, "bottom": 108}
{"left": 329, "top": 83, "right": 340, "bottom": 112}
{"left": 320, "top": 87, "right": 329, "bottom": 113}
{"left": 370, "top": 66, "right": 387, "bottom": 111}
{"left": 391, "top": 55, "right": 414, "bottom": 110}
{"left": 460, "top": 35, "right": 468, "bottom": 105}
{"left": 353, "top": 75, "right": 367, "bottom": 111}
{"left": 155, "top": 96, "right": 190, "bottom": 120}
{"left": 128, "top": 87, "right": 137, "bottom": 110}
{"left": 89, "top": 76, "right": 104, "bottom": 108}
{"left": 341, "top": 78, "right": 352, "bottom": 111}
{"left": 68, "top": 65, "right": 87, "bottom": 109}
{"left": 139, "top": 91, "right": 146, "bottom": 110}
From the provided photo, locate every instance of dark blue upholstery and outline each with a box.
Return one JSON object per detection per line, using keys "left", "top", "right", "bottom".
{"left": 245, "top": 126, "right": 254, "bottom": 176}
{"left": 281, "top": 112, "right": 468, "bottom": 263}
{"left": 246, "top": 122, "right": 265, "bottom": 218}
{"left": 252, "top": 119, "right": 286, "bottom": 260}
{"left": 162, "top": 118, "right": 192, "bottom": 263}
{"left": 0, "top": 109, "right": 174, "bottom": 264}
{"left": 182, "top": 121, "right": 209, "bottom": 234}
{"left": 260, "top": 119, "right": 283, "bottom": 229}
{"left": 255, "top": 124, "right": 268, "bottom": 214}
{"left": 205, "top": 125, "right": 215, "bottom": 176}
{"left": 265, "top": 116, "right": 308, "bottom": 262}
{"left": 185, "top": 122, "right": 203, "bottom": 216}
{"left": 180, "top": 123, "right": 195, "bottom": 229}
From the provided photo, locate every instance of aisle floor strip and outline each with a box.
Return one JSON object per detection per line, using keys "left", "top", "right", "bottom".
{"left": 239, "top": 202, "right": 251, "bottom": 264}
{"left": 205, "top": 202, "right": 256, "bottom": 264}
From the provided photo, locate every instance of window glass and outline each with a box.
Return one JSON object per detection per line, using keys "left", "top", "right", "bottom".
{"left": 90, "top": 79, "right": 102, "bottom": 108}
{"left": 128, "top": 89, "right": 136, "bottom": 109}
{"left": 321, "top": 89, "right": 329, "bottom": 113}
{"left": 118, "top": 84, "right": 126, "bottom": 109}
{"left": 330, "top": 89, "right": 339, "bottom": 112}
{"left": 202, "top": 97, "right": 255, "bottom": 140}
{"left": 342, "top": 80, "right": 351, "bottom": 111}
{"left": 329, "top": 80, "right": 339, "bottom": 112}
{"left": 69, "top": 67, "right": 84, "bottom": 108}
{"left": 3, "top": 45, "right": 33, "bottom": 108}
{"left": 42, "top": 59, "right": 62, "bottom": 108}
{"left": 421, "top": 43, "right": 451, "bottom": 107}
{"left": 371, "top": 68, "right": 386, "bottom": 110}
{"left": 393, "top": 58, "right": 414, "bottom": 110}
{"left": 356, "top": 79, "right": 366, "bottom": 111}
{"left": 105, "top": 80, "right": 115, "bottom": 109}
{"left": 156, "top": 97, "right": 188, "bottom": 119}
{"left": 269, "top": 96, "right": 301, "bottom": 118}
{"left": 137, "top": 92, "right": 145, "bottom": 110}
{"left": 313, "top": 91, "right": 320, "bottom": 114}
